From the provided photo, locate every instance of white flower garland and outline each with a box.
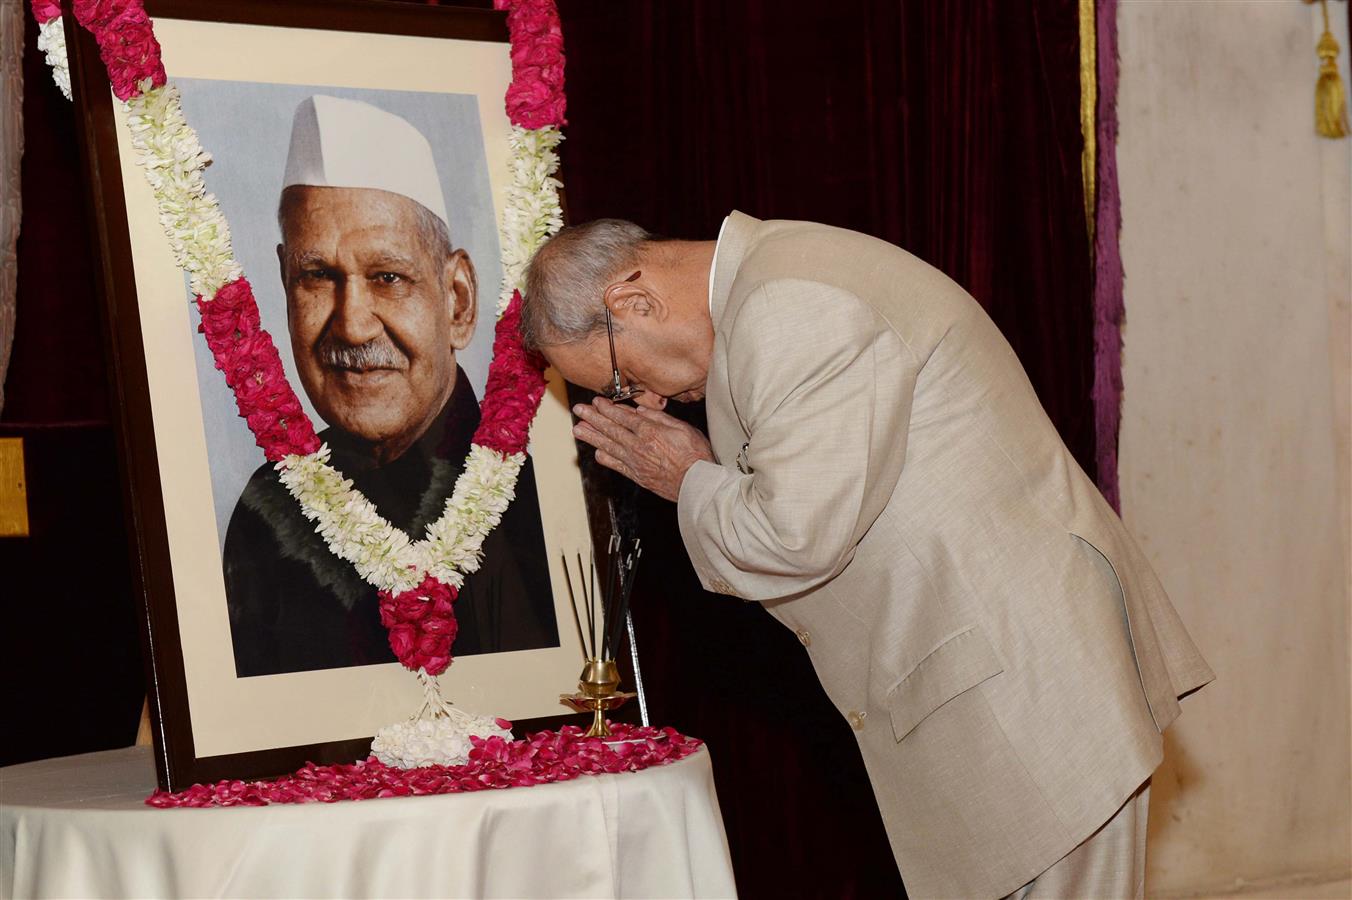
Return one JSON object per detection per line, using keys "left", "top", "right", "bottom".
{"left": 274, "top": 444, "right": 526, "bottom": 595}
{"left": 497, "top": 125, "right": 564, "bottom": 314}
{"left": 371, "top": 669, "right": 513, "bottom": 768}
{"left": 372, "top": 715, "right": 510, "bottom": 768}
{"left": 124, "top": 85, "right": 243, "bottom": 298}
{"left": 276, "top": 445, "right": 425, "bottom": 593}
{"left": 36, "top": 18, "right": 71, "bottom": 100}
{"left": 422, "top": 444, "right": 526, "bottom": 589}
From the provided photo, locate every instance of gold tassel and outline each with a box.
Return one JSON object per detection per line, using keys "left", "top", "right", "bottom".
{"left": 1315, "top": 0, "right": 1349, "bottom": 138}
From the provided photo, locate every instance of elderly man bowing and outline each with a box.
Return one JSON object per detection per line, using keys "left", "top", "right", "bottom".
{"left": 521, "top": 213, "right": 1212, "bottom": 900}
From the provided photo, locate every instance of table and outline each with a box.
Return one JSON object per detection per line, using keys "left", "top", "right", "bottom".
{"left": 1, "top": 745, "right": 736, "bottom": 899}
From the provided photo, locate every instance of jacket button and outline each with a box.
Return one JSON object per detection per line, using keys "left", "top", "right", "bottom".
{"left": 847, "top": 710, "right": 867, "bottom": 730}
{"left": 796, "top": 629, "right": 811, "bottom": 647}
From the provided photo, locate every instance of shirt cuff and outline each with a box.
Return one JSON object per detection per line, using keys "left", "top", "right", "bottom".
{"left": 676, "top": 459, "right": 735, "bottom": 592}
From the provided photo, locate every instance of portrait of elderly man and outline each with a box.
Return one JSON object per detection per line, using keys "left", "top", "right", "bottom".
{"left": 223, "top": 95, "right": 557, "bottom": 677}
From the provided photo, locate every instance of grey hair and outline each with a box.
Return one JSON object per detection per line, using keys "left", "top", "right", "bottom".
{"left": 521, "top": 218, "right": 654, "bottom": 350}
{"left": 277, "top": 185, "right": 454, "bottom": 263}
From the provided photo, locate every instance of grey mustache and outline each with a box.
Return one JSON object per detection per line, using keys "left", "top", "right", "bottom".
{"left": 318, "top": 339, "right": 404, "bottom": 371}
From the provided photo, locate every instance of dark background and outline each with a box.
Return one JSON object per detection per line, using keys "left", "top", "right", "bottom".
{"left": 3, "top": 2, "right": 1090, "bottom": 897}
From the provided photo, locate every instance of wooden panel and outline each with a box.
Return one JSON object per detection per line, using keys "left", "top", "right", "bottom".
{"left": 0, "top": 437, "right": 29, "bottom": 537}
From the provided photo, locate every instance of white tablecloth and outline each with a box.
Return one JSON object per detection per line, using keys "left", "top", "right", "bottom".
{"left": 1, "top": 745, "right": 736, "bottom": 899}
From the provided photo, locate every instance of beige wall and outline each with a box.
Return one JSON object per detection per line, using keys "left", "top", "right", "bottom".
{"left": 1116, "top": 1, "right": 1351, "bottom": 896}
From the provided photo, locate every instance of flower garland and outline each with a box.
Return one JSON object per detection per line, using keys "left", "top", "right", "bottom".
{"left": 147, "top": 726, "right": 702, "bottom": 808}
{"left": 32, "top": 0, "right": 571, "bottom": 763}
{"left": 36, "top": 16, "right": 71, "bottom": 100}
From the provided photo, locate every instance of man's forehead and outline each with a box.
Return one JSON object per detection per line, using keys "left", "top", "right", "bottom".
{"left": 282, "top": 184, "right": 427, "bottom": 227}
{"left": 281, "top": 187, "right": 438, "bottom": 261}
{"left": 286, "top": 246, "right": 425, "bottom": 272}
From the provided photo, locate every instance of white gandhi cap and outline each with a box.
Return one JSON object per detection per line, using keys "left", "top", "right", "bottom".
{"left": 282, "top": 94, "right": 450, "bottom": 231}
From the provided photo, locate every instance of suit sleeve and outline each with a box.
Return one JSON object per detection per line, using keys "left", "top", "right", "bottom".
{"left": 677, "top": 279, "right": 919, "bottom": 601}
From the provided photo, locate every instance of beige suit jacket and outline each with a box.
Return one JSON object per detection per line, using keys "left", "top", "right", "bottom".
{"left": 678, "top": 212, "right": 1213, "bottom": 899}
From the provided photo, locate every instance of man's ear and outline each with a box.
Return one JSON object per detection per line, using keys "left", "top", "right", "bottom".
{"left": 604, "top": 276, "right": 665, "bottom": 322}
{"left": 445, "top": 249, "right": 478, "bottom": 350}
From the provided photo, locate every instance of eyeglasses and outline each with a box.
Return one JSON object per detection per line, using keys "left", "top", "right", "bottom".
{"left": 604, "top": 271, "right": 644, "bottom": 404}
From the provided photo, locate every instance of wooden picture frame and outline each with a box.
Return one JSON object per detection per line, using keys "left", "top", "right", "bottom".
{"left": 68, "top": 0, "right": 627, "bottom": 792}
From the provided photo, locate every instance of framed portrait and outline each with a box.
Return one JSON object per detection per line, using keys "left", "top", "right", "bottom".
{"left": 69, "top": 0, "right": 602, "bottom": 791}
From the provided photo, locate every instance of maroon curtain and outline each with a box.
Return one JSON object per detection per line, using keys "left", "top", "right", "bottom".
{"left": 1093, "top": 0, "right": 1124, "bottom": 511}
{"left": 556, "top": 1, "right": 1092, "bottom": 895}
{"left": 4, "top": 13, "right": 109, "bottom": 426}
{"left": 0, "top": 11, "right": 144, "bottom": 767}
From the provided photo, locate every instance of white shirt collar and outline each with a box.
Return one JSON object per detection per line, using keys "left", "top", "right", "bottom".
{"left": 709, "top": 216, "right": 729, "bottom": 312}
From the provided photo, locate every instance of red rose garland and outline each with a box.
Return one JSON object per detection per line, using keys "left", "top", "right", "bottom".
{"left": 69, "top": 0, "right": 166, "bottom": 100}
{"left": 497, "top": 0, "right": 568, "bottom": 129}
{"left": 378, "top": 574, "right": 459, "bottom": 676}
{"left": 473, "top": 291, "right": 551, "bottom": 455}
{"left": 31, "top": 0, "right": 60, "bottom": 22}
{"left": 195, "top": 280, "right": 321, "bottom": 462}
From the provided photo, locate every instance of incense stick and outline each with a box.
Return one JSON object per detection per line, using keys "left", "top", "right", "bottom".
{"left": 576, "top": 552, "right": 593, "bottom": 658}
{"left": 603, "top": 500, "right": 622, "bottom": 659}
{"left": 565, "top": 524, "right": 644, "bottom": 665}
{"left": 589, "top": 552, "right": 598, "bottom": 659}
{"left": 561, "top": 553, "right": 587, "bottom": 661}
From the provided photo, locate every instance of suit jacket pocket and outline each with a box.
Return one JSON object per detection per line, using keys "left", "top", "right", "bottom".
{"left": 886, "top": 626, "right": 1004, "bottom": 742}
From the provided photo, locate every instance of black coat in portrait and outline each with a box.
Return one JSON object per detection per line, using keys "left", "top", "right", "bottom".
{"left": 222, "top": 368, "right": 558, "bottom": 677}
